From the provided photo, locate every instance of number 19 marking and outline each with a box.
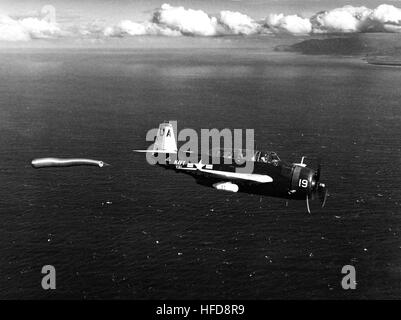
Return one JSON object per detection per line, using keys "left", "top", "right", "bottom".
{"left": 299, "top": 179, "right": 308, "bottom": 188}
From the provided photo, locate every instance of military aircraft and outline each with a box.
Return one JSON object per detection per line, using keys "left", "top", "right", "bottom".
{"left": 135, "top": 121, "right": 328, "bottom": 213}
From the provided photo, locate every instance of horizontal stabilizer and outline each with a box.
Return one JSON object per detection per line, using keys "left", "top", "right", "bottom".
{"left": 133, "top": 149, "right": 177, "bottom": 154}
{"left": 133, "top": 149, "right": 195, "bottom": 154}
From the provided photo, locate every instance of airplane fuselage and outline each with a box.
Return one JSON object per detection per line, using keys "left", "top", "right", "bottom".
{"left": 154, "top": 153, "right": 317, "bottom": 201}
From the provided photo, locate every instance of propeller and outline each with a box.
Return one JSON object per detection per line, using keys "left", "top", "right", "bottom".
{"left": 306, "top": 160, "right": 328, "bottom": 213}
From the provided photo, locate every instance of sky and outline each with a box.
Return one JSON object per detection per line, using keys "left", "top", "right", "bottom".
{"left": 1, "top": 1, "right": 401, "bottom": 45}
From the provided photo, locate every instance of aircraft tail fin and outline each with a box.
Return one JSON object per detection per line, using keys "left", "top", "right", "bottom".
{"left": 134, "top": 121, "right": 178, "bottom": 154}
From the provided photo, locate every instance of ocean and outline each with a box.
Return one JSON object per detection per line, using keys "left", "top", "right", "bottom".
{"left": 0, "top": 34, "right": 400, "bottom": 299}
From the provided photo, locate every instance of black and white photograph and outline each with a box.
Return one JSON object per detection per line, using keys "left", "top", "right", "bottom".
{"left": 0, "top": 0, "right": 400, "bottom": 306}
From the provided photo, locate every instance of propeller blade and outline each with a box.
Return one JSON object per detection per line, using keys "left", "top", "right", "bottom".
{"left": 306, "top": 194, "right": 311, "bottom": 214}
{"left": 319, "top": 186, "right": 328, "bottom": 208}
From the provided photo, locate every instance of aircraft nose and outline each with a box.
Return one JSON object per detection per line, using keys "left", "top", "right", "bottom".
{"left": 293, "top": 162, "right": 328, "bottom": 212}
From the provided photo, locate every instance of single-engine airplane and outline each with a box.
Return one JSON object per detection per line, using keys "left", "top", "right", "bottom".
{"left": 135, "top": 121, "right": 328, "bottom": 213}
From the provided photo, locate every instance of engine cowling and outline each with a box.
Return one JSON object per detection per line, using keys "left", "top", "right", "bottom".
{"left": 290, "top": 165, "right": 316, "bottom": 194}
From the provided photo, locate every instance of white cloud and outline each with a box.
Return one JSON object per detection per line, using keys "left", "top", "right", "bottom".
{"left": 218, "top": 10, "right": 260, "bottom": 35}
{"left": 103, "top": 20, "right": 181, "bottom": 37}
{"left": 312, "top": 6, "right": 372, "bottom": 33}
{"left": 371, "top": 4, "right": 401, "bottom": 32}
{"left": 311, "top": 5, "right": 401, "bottom": 33}
{"left": 267, "top": 14, "right": 312, "bottom": 34}
{"left": 0, "top": 15, "right": 31, "bottom": 41}
{"left": 372, "top": 4, "right": 401, "bottom": 24}
{"left": 0, "top": 5, "right": 61, "bottom": 41}
{"left": 152, "top": 3, "right": 219, "bottom": 36}
{"left": 19, "top": 17, "right": 60, "bottom": 39}
{"left": 104, "top": 3, "right": 265, "bottom": 37}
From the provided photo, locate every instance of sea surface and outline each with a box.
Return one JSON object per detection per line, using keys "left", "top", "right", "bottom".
{"left": 0, "top": 34, "right": 400, "bottom": 299}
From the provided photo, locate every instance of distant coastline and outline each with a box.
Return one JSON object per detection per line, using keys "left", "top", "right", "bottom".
{"left": 274, "top": 34, "right": 401, "bottom": 68}
{"left": 365, "top": 58, "right": 401, "bottom": 66}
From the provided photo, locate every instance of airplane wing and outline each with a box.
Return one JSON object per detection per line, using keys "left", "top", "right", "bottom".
{"left": 177, "top": 164, "right": 273, "bottom": 184}
{"left": 198, "top": 168, "right": 273, "bottom": 183}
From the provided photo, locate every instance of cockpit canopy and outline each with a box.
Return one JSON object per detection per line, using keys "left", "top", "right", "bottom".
{"left": 209, "top": 148, "right": 280, "bottom": 164}
{"left": 256, "top": 150, "right": 280, "bottom": 163}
